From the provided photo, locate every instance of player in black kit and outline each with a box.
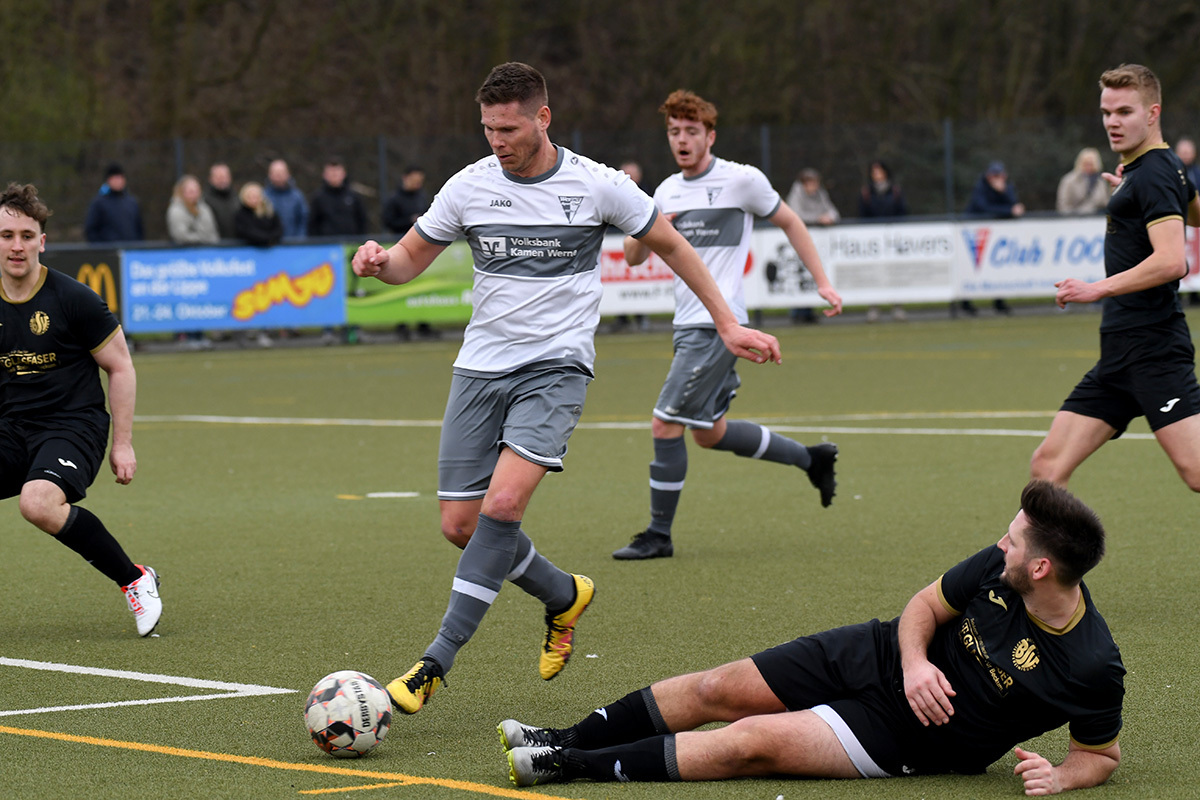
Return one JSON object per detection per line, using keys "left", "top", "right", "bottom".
{"left": 501, "top": 480, "right": 1123, "bottom": 795}
{"left": 1033, "top": 64, "right": 1200, "bottom": 491}
{"left": 0, "top": 183, "right": 161, "bottom": 636}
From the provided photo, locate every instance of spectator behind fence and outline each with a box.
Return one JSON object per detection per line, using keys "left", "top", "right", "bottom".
{"left": 786, "top": 167, "right": 840, "bottom": 226}
{"left": 264, "top": 158, "right": 308, "bottom": 239}
{"left": 84, "top": 163, "right": 144, "bottom": 243}
{"left": 1056, "top": 148, "right": 1110, "bottom": 215}
{"left": 166, "top": 174, "right": 218, "bottom": 349}
{"left": 382, "top": 166, "right": 430, "bottom": 236}
{"left": 166, "top": 175, "right": 219, "bottom": 245}
{"left": 309, "top": 157, "right": 367, "bottom": 238}
{"left": 858, "top": 161, "right": 908, "bottom": 322}
{"left": 233, "top": 182, "right": 281, "bottom": 349}
{"left": 858, "top": 160, "right": 908, "bottom": 218}
{"left": 204, "top": 162, "right": 240, "bottom": 239}
{"left": 960, "top": 160, "right": 1022, "bottom": 316}
{"left": 234, "top": 182, "right": 282, "bottom": 248}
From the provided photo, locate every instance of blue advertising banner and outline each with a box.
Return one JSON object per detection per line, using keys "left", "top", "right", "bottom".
{"left": 122, "top": 245, "right": 346, "bottom": 333}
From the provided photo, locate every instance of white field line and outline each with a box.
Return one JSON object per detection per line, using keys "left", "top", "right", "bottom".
{"left": 0, "top": 657, "right": 295, "bottom": 718}
{"left": 134, "top": 413, "right": 1157, "bottom": 440}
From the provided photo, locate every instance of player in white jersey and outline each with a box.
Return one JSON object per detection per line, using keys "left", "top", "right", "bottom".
{"left": 351, "top": 63, "right": 783, "bottom": 716}
{"left": 614, "top": 90, "right": 844, "bottom": 561}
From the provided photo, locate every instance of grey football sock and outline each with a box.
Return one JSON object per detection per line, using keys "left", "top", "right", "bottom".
{"left": 425, "top": 513, "right": 519, "bottom": 672}
{"left": 647, "top": 436, "right": 687, "bottom": 535}
{"left": 507, "top": 530, "right": 575, "bottom": 610}
{"left": 712, "top": 419, "right": 811, "bottom": 470}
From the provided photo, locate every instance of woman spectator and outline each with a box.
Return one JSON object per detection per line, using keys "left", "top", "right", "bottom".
{"left": 234, "top": 182, "right": 283, "bottom": 247}
{"left": 1056, "top": 147, "right": 1110, "bottom": 214}
{"left": 166, "top": 174, "right": 219, "bottom": 244}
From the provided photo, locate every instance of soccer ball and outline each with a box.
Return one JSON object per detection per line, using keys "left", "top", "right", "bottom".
{"left": 304, "top": 670, "right": 392, "bottom": 758}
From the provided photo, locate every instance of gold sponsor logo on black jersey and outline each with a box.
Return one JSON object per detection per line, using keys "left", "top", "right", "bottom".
{"left": 961, "top": 617, "right": 1014, "bottom": 695}
{"left": 1, "top": 350, "right": 58, "bottom": 373}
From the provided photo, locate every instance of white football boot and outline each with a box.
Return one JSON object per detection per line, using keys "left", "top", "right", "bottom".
{"left": 121, "top": 565, "right": 162, "bottom": 636}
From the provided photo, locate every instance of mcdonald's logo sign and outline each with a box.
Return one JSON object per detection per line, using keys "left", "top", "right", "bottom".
{"left": 77, "top": 262, "right": 118, "bottom": 312}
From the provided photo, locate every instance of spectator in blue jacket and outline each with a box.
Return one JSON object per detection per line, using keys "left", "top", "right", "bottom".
{"left": 84, "top": 164, "right": 144, "bottom": 243}
{"left": 264, "top": 158, "right": 308, "bottom": 239}
{"left": 959, "top": 161, "right": 1022, "bottom": 316}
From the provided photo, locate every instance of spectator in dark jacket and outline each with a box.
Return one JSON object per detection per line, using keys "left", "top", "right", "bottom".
{"left": 382, "top": 166, "right": 430, "bottom": 235}
{"left": 858, "top": 161, "right": 908, "bottom": 321}
{"left": 965, "top": 160, "right": 1026, "bottom": 219}
{"left": 959, "top": 161, "right": 1022, "bottom": 316}
{"left": 858, "top": 160, "right": 908, "bottom": 218}
{"left": 203, "top": 162, "right": 241, "bottom": 239}
{"left": 308, "top": 158, "right": 367, "bottom": 237}
{"left": 84, "top": 163, "right": 144, "bottom": 243}
{"left": 234, "top": 182, "right": 283, "bottom": 247}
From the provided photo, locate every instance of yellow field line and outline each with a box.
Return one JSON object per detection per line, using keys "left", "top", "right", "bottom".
{"left": 0, "top": 725, "right": 576, "bottom": 800}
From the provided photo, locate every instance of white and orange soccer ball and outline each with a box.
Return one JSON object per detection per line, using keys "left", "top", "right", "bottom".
{"left": 304, "top": 670, "right": 392, "bottom": 758}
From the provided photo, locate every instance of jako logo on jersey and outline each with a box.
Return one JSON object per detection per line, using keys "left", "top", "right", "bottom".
{"left": 489, "top": 198, "right": 512, "bottom": 207}
{"left": 479, "top": 236, "right": 508, "bottom": 258}
{"left": 559, "top": 196, "right": 584, "bottom": 223}
{"left": 57, "top": 458, "right": 78, "bottom": 469}
{"left": 29, "top": 310, "right": 50, "bottom": 335}
{"left": 706, "top": 187, "right": 723, "bottom": 205}
{"left": 962, "top": 228, "right": 990, "bottom": 269}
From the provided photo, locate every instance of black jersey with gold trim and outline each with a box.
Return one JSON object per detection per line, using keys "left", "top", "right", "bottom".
{"left": 0, "top": 266, "right": 119, "bottom": 426}
{"left": 926, "top": 546, "right": 1124, "bottom": 773}
{"left": 1102, "top": 143, "right": 1195, "bottom": 332}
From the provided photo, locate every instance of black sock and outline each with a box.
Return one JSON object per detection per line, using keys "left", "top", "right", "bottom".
{"left": 55, "top": 506, "right": 141, "bottom": 586}
{"left": 570, "top": 687, "right": 670, "bottom": 749}
{"left": 563, "top": 735, "right": 679, "bottom": 782}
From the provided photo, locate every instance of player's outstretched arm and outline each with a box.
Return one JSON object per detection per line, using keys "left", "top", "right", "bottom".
{"left": 897, "top": 581, "right": 958, "bottom": 726}
{"left": 93, "top": 329, "right": 137, "bottom": 485}
{"left": 352, "top": 228, "right": 446, "bottom": 285}
{"left": 769, "top": 203, "right": 843, "bottom": 317}
{"left": 1013, "top": 740, "right": 1120, "bottom": 795}
{"left": 638, "top": 214, "right": 781, "bottom": 364}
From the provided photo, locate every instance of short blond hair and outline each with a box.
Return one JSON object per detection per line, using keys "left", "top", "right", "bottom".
{"left": 1099, "top": 63, "right": 1161, "bottom": 108}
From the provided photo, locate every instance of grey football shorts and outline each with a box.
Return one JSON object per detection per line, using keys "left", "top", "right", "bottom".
{"left": 437, "top": 368, "right": 590, "bottom": 501}
{"left": 653, "top": 327, "right": 740, "bottom": 429}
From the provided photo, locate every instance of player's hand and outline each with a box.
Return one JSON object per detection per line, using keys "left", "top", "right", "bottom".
{"left": 1054, "top": 278, "right": 1104, "bottom": 309}
{"left": 719, "top": 324, "right": 782, "bottom": 364}
{"left": 818, "top": 284, "right": 843, "bottom": 317}
{"left": 1014, "top": 747, "right": 1061, "bottom": 795}
{"left": 1101, "top": 163, "right": 1125, "bottom": 189}
{"left": 352, "top": 240, "right": 390, "bottom": 278}
{"left": 110, "top": 442, "right": 136, "bottom": 485}
{"left": 903, "top": 659, "right": 956, "bottom": 726}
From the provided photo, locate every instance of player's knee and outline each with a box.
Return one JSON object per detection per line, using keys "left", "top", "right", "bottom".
{"left": 1177, "top": 465, "right": 1200, "bottom": 493}
{"left": 1029, "top": 446, "right": 1063, "bottom": 484}
{"left": 693, "top": 665, "right": 743, "bottom": 711}
{"left": 18, "top": 489, "right": 60, "bottom": 531}
{"left": 691, "top": 427, "right": 722, "bottom": 449}
{"left": 440, "top": 514, "right": 476, "bottom": 549}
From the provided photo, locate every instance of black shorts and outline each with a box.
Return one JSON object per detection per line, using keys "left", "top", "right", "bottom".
{"left": 0, "top": 419, "right": 106, "bottom": 503}
{"left": 1061, "top": 320, "right": 1200, "bottom": 436}
{"left": 751, "top": 619, "right": 945, "bottom": 777}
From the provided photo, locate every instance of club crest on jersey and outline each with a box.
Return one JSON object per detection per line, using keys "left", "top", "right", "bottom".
{"left": 706, "top": 187, "right": 723, "bottom": 205}
{"left": 29, "top": 311, "right": 50, "bottom": 335}
{"left": 479, "top": 236, "right": 508, "bottom": 258}
{"left": 559, "top": 196, "right": 584, "bottom": 223}
{"left": 1012, "top": 638, "right": 1040, "bottom": 671}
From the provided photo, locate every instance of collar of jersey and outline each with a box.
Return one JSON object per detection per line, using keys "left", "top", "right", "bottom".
{"left": 1120, "top": 141, "right": 1169, "bottom": 167}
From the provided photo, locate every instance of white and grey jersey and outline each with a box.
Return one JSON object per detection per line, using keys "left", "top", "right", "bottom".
{"left": 652, "top": 157, "right": 782, "bottom": 327}
{"left": 416, "top": 146, "right": 657, "bottom": 375}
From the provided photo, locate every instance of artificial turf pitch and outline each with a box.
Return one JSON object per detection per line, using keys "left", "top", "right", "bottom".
{"left": 1, "top": 308, "right": 1197, "bottom": 799}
